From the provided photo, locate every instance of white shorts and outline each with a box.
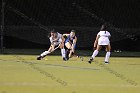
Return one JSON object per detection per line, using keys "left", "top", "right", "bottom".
{"left": 98, "top": 37, "right": 110, "bottom": 45}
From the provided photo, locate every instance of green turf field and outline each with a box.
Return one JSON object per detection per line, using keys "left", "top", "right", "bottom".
{"left": 0, "top": 55, "right": 140, "bottom": 93}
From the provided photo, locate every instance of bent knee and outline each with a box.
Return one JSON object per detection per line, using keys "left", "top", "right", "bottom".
{"left": 65, "top": 42, "right": 71, "bottom": 49}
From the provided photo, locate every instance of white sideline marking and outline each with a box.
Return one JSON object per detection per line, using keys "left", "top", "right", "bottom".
{"left": 0, "top": 82, "right": 139, "bottom": 88}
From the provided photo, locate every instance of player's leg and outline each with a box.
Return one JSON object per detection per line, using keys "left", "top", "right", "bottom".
{"left": 88, "top": 45, "right": 102, "bottom": 63}
{"left": 69, "top": 43, "right": 76, "bottom": 58}
{"left": 92, "top": 45, "right": 101, "bottom": 59}
{"left": 69, "top": 50, "right": 73, "bottom": 58}
{"left": 59, "top": 43, "right": 67, "bottom": 61}
{"left": 41, "top": 44, "right": 54, "bottom": 56}
{"left": 104, "top": 44, "right": 111, "bottom": 64}
{"left": 65, "top": 42, "right": 72, "bottom": 60}
{"left": 37, "top": 44, "right": 54, "bottom": 60}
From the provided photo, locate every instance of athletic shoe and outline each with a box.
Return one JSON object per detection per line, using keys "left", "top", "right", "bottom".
{"left": 66, "top": 56, "right": 69, "bottom": 60}
{"left": 105, "top": 61, "right": 109, "bottom": 64}
{"left": 63, "top": 57, "right": 68, "bottom": 61}
{"left": 37, "top": 56, "right": 42, "bottom": 60}
{"left": 88, "top": 57, "right": 93, "bottom": 64}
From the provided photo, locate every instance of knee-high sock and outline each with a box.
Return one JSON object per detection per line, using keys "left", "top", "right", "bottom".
{"left": 41, "top": 51, "right": 50, "bottom": 57}
{"left": 66, "top": 49, "right": 70, "bottom": 58}
{"left": 91, "top": 50, "right": 99, "bottom": 59}
{"left": 105, "top": 52, "right": 111, "bottom": 62}
{"left": 61, "top": 48, "right": 66, "bottom": 58}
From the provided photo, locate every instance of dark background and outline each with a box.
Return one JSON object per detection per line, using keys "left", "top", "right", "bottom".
{"left": 0, "top": 0, "right": 140, "bottom": 51}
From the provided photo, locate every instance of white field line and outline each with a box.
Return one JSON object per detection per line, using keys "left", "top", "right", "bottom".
{"left": 0, "top": 82, "right": 139, "bottom": 88}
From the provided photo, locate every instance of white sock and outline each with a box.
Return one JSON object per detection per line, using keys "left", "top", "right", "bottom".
{"left": 41, "top": 51, "right": 50, "bottom": 57}
{"left": 61, "top": 49, "right": 66, "bottom": 58}
{"left": 105, "top": 52, "right": 111, "bottom": 62}
{"left": 91, "top": 50, "right": 99, "bottom": 59}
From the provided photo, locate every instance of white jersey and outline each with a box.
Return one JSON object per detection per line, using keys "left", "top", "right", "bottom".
{"left": 49, "top": 32, "right": 62, "bottom": 46}
{"left": 97, "top": 31, "right": 111, "bottom": 45}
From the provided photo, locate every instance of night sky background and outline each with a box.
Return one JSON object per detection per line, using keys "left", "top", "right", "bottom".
{"left": 0, "top": 0, "right": 140, "bottom": 51}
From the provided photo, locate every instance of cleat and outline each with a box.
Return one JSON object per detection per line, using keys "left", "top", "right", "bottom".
{"left": 37, "top": 56, "right": 42, "bottom": 60}
{"left": 66, "top": 56, "right": 69, "bottom": 60}
{"left": 105, "top": 61, "right": 109, "bottom": 64}
{"left": 88, "top": 57, "right": 93, "bottom": 64}
{"left": 63, "top": 57, "right": 68, "bottom": 61}
{"left": 66, "top": 54, "right": 69, "bottom": 60}
{"left": 37, "top": 55, "right": 46, "bottom": 60}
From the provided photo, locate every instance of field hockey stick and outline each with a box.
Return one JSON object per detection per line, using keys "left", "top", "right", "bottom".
{"left": 43, "top": 44, "right": 61, "bottom": 60}
{"left": 51, "top": 44, "right": 60, "bottom": 53}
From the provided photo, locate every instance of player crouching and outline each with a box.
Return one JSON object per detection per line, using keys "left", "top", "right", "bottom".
{"left": 37, "top": 30, "right": 67, "bottom": 61}
{"left": 63, "top": 30, "right": 77, "bottom": 60}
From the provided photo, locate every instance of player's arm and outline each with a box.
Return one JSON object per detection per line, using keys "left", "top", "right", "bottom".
{"left": 48, "top": 37, "right": 55, "bottom": 52}
{"left": 108, "top": 33, "right": 111, "bottom": 39}
{"left": 71, "top": 36, "right": 77, "bottom": 52}
{"left": 63, "top": 34, "right": 69, "bottom": 37}
{"left": 59, "top": 35, "right": 65, "bottom": 48}
{"left": 50, "top": 39, "right": 58, "bottom": 45}
{"left": 63, "top": 34, "right": 69, "bottom": 40}
{"left": 61, "top": 35, "right": 65, "bottom": 44}
{"left": 49, "top": 37, "right": 53, "bottom": 44}
{"left": 93, "top": 35, "right": 100, "bottom": 49}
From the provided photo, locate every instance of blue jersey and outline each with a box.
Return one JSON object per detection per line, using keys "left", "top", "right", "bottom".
{"left": 65, "top": 35, "right": 76, "bottom": 44}
{"left": 65, "top": 35, "right": 76, "bottom": 49}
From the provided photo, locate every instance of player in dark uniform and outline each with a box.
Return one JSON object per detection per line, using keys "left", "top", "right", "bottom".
{"left": 63, "top": 30, "right": 77, "bottom": 60}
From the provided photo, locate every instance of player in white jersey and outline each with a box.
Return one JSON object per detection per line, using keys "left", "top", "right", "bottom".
{"left": 88, "top": 24, "right": 111, "bottom": 64}
{"left": 37, "top": 30, "right": 67, "bottom": 61}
